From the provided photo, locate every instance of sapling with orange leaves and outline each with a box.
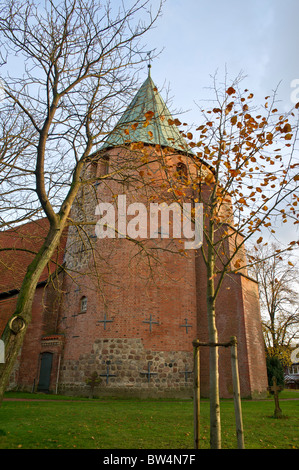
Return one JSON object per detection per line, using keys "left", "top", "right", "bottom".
{"left": 163, "top": 78, "right": 299, "bottom": 448}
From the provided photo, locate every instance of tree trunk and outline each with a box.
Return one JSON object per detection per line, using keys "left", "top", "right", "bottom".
{"left": 206, "top": 216, "right": 221, "bottom": 449}
{"left": 0, "top": 223, "right": 63, "bottom": 406}
{"left": 207, "top": 293, "right": 221, "bottom": 448}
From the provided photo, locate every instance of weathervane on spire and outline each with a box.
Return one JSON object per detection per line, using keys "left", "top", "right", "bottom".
{"left": 147, "top": 51, "right": 153, "bottom": 75}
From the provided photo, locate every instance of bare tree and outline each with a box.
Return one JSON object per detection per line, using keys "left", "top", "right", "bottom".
{"left": 248, "top": 243, "right": 299, "bottom": 360}
{"left": 0, "top": 0, "right": 163, "bottom": 404}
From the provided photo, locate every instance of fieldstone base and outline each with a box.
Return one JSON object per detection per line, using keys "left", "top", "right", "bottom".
{"left": 58, "top": 338, "right": 194, "bottom": 398}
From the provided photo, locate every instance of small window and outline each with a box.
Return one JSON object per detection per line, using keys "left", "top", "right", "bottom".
{"left": 80, "top": 296, "right": 87, "bottom": 313}
{"left": 102, "top": 156, "right": 109, "bottom": 176}
{"left": 176, "top": 162, "right": 188, "bottom": 182}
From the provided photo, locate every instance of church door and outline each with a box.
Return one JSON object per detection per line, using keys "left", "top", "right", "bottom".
{"left": 38, "top": 352, "right": 53, "bottom": 392}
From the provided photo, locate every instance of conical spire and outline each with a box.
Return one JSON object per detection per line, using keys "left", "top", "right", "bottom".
{"left": 101, "top": 72, "right": 191, "bottom": 153}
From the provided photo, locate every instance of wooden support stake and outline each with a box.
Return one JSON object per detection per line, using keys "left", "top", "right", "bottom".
{"left": 230, "top": 336, "right": 245, "bottom": 449}
{"left": 193, "top": 340, "right": 200, "bottom": 449}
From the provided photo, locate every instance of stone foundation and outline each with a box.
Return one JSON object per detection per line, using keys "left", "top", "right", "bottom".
{"left": 58, "top": 338, "right": 194, "bottom": 398}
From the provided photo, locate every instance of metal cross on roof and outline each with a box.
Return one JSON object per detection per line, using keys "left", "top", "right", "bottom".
{"left": 143, "top": 314, "right": 159, "bottom": 332}
{"left": 180, "top": 318, "right": 193, "bottom": 334}
{"left": 147, "top": 51, "right": 152, "bottom": 68}
{"left": 140, "top": 362, "right": 158, "bottom": 383}
{"left": 97, "top": 313, "right": 114, "bottom": 330}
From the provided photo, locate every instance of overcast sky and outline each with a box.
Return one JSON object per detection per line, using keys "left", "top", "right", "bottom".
{"left": 142, "top": 0, "right": 299, "bottom": 124}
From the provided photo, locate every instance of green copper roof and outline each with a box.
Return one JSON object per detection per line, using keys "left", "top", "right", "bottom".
{"left": 101, "top": 69, "right": 191, "bottom": 153}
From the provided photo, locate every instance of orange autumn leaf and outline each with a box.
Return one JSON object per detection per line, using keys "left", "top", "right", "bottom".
{"left": 282, "top": 123, "right": 292, "bottom": 133}
{"left": 204, "top": 173, "right": 215, "bottom": 184}
{"left": 225, "top": 102, "right": 234, "bottom": 114}
{"left": 226, "top": 87, "right": 236, "bottom": 95}
{"left": 144, "top": 110, "right": 154, "bottom": 120}
{"left": 257, "top": 237, "right": 263, "bottom": 244}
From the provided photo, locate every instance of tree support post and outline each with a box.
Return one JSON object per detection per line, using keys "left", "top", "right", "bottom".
{"left": 230, "top": 336, "right": 245, "bottom": 449}
{"left": 193, "top": 340, "right": 200, "bottom": 449}
{"left": 192, "top": 337, "right": 245, "bottom": 449}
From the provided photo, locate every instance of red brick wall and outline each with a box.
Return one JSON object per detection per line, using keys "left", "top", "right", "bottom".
{"left": 2, "top": 279, "right": 65, "bottom": 392}
{"left": 2, "top": 145, "right": 268, "bottom": 398}
{"left": 240, "top": 275, "right": 268, "bottom": 396}
{"left": 6, "top": 287, "right": 45, "bottom": 390}
{"left": 0, "top": 296, "right": 17, "bottom": 337}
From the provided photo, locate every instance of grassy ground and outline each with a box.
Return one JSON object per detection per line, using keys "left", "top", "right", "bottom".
{"left": 0, "top": 390, "right": 298, "bottom": 449}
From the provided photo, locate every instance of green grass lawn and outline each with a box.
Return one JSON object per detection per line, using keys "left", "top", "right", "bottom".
{"left": 0, "top": 390, "right": 298, "bottom": 449}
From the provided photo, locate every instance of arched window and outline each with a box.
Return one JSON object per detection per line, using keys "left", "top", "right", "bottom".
{"left": 102, "top": 156, "right": 109, "bottom": 176}
{"left": 80, "top": 296, "right": 87, "bottom": 313}
{"left": 176, "top": 162, "right": 188, "bottom": 182}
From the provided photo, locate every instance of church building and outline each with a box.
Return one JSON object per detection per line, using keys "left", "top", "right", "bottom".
{"left": 0, "top": 69, "right": 268, "bottom": 399}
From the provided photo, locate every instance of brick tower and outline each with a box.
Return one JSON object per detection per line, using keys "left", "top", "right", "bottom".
{"left": 55, "top": 67, "right": 267, "bottom": 398}
{"left": 2, "top": 67, "right": 268, "bottom": 398}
